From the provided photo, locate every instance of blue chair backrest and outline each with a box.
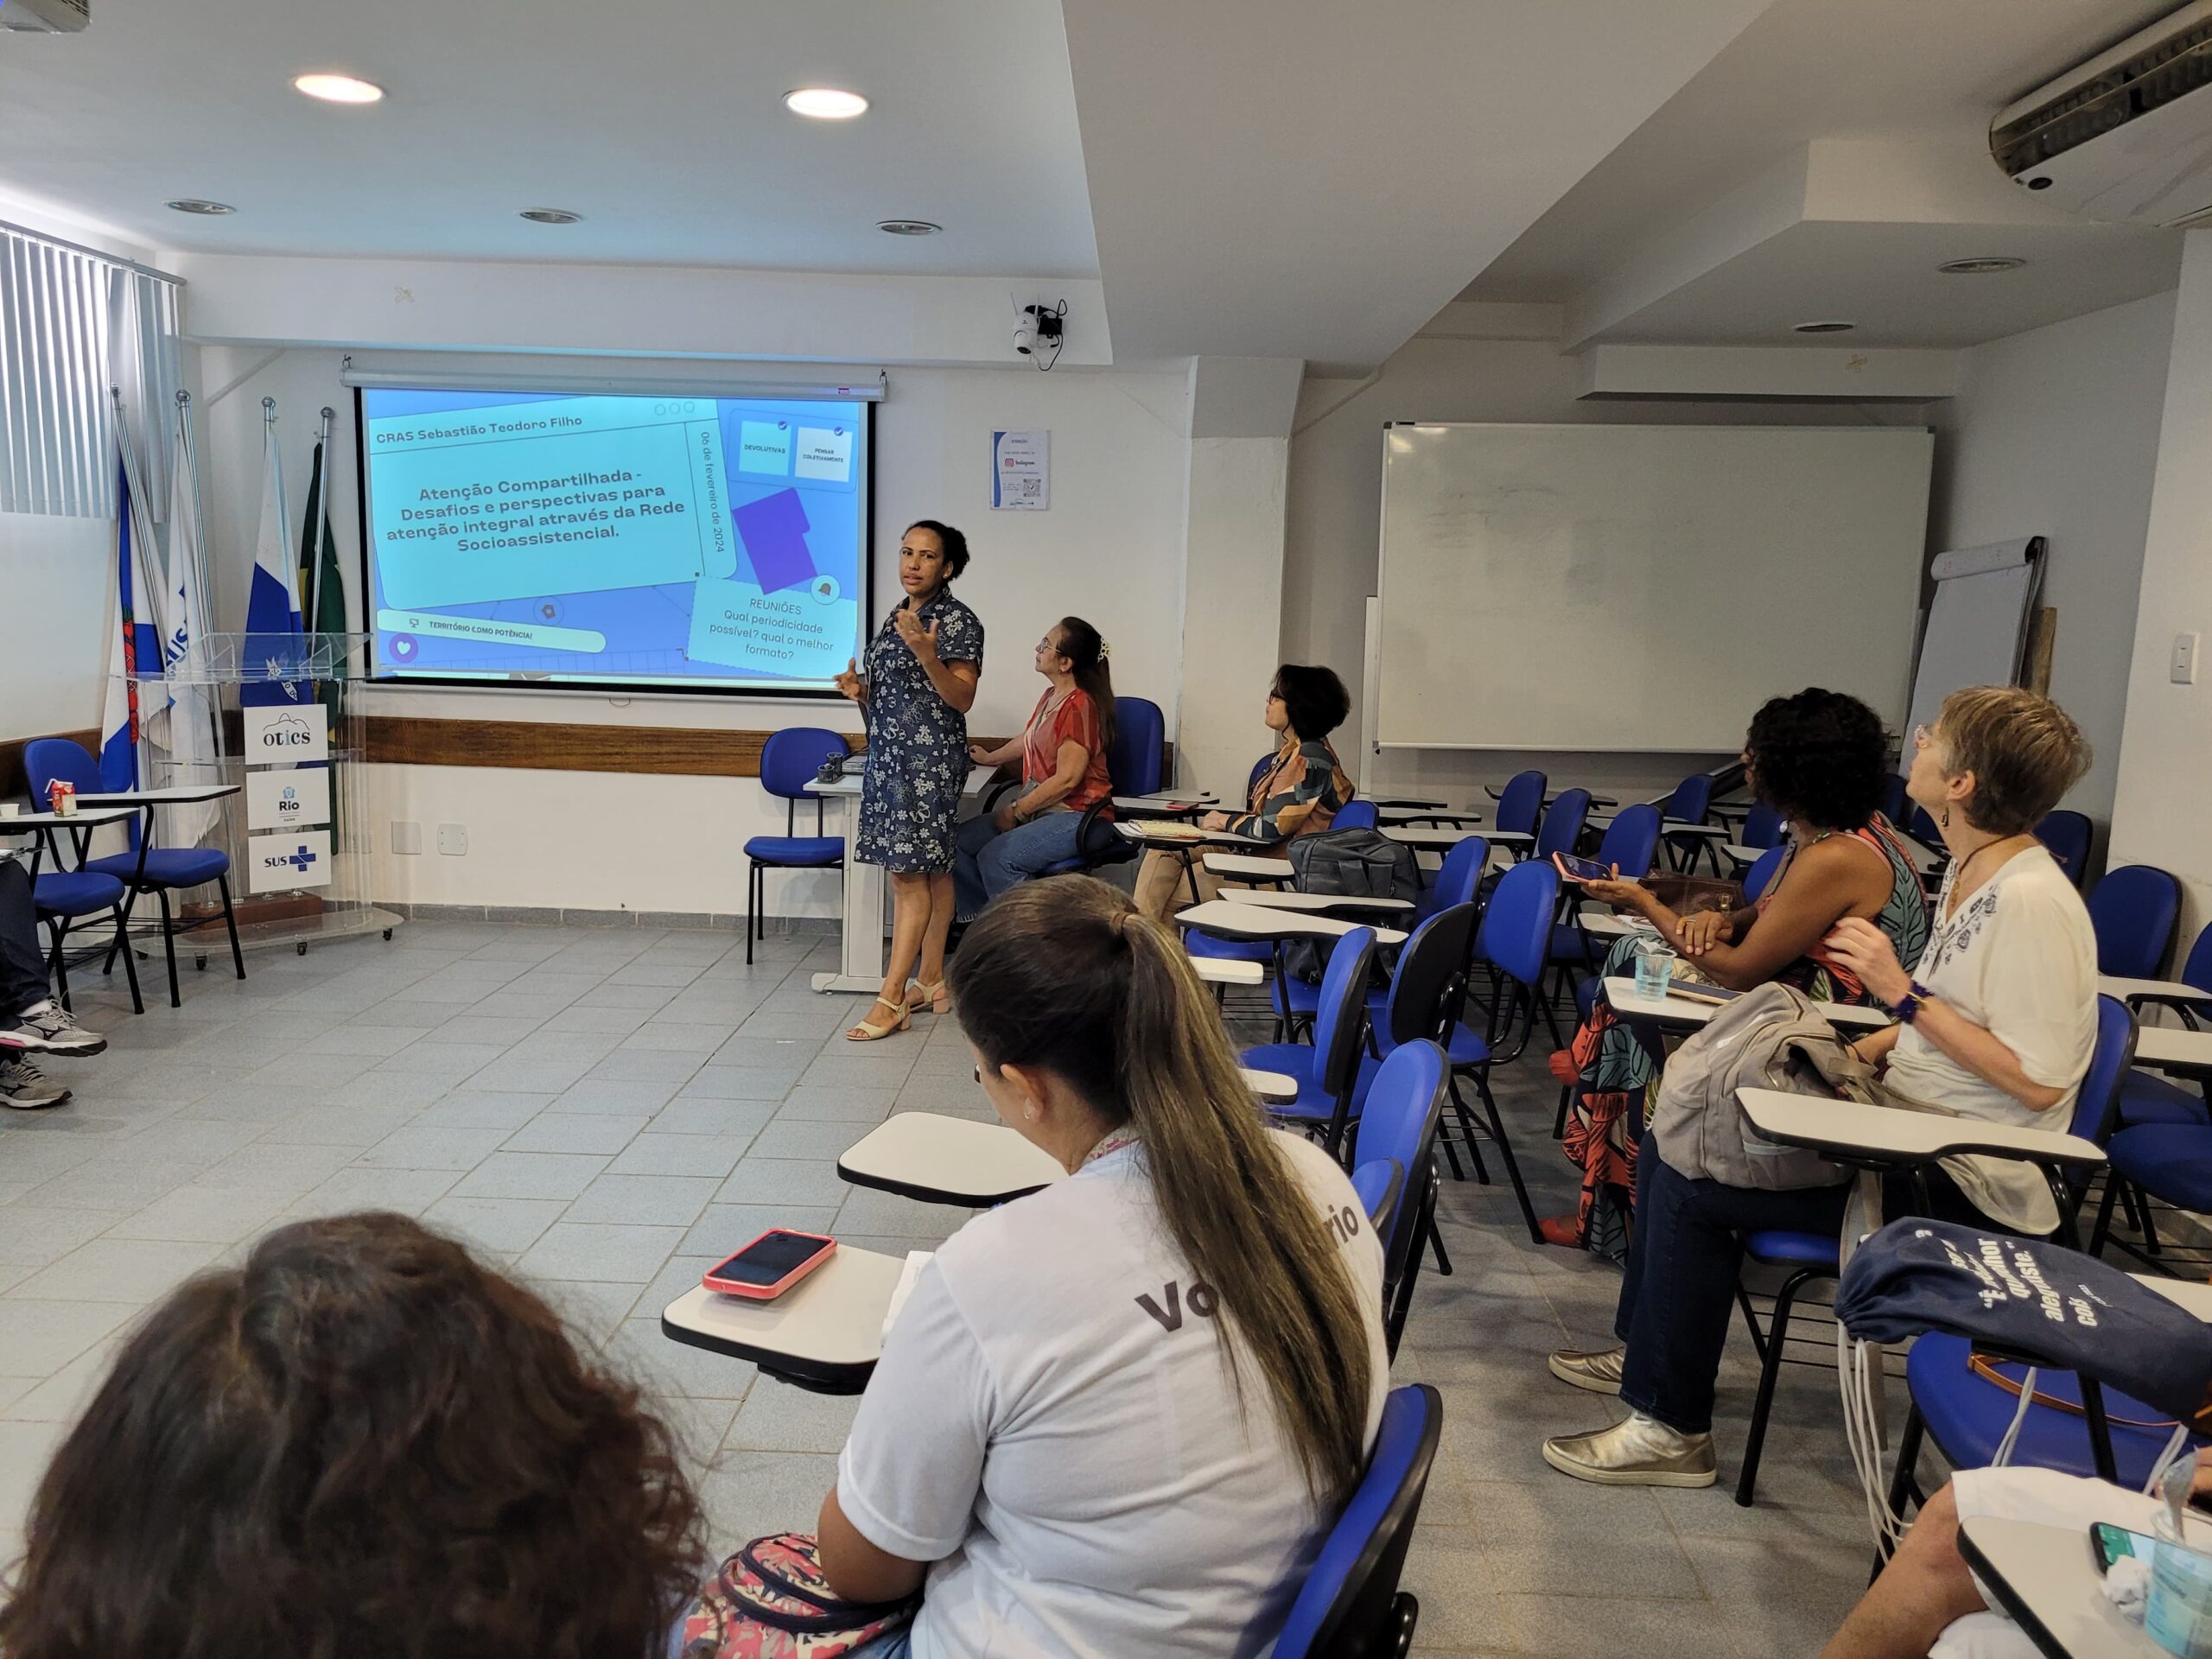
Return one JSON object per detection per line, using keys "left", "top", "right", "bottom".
{"left": 1313, "top": 928, "right": 1380, "bottom": 1096}
{"left": 1350, "top": 1039, "right": 1446, "bottom": 1276}
{"left": 1429, "top": 836, "right": 1491, "bottom": 912}
{"left": 1667, "top": 772, "right": 1713, "bottom": 823}
{"left": 1533, "top": 788, "right": 1591, "bottom": 863}
{"left": 1742, "top": 844, "right": 1787, "bottom": 905}
{"left": 2087, "top": 864, "right": 2182, "bottom": 981}
{"left": 1910, "top": 804, "right": 1942, "bottom": 849}
{"left": 24, "top": 736, "right": 100, "bottom": 805}
{"left": 1741, "top": 801, "right": 1783, "bottom": 850}
{"left": 2072, "top": 995, "right": 2137, "bottom": 1146}
{"left": 1476, "top": 858, "right": 1558, "bottom": 988}
{"left": 1269, "top": 1383, "right": 1442, "bottom": 1659}
{"left": 1594, "top": 803, "right": 1660, "bottom": 879}
{"left": 1334, "top": 798, "right": 1378, "bottom": 832}
{"left": 2036, "top": 810, "right": 2093, "bottom": 890}
{"left": 1879, "top": 772, "right": 1909, "bottom": 826}
{"left": 1245, "top": 752, "right": 1276, "bottom": 808}
{"left": 1110, "top": 696, "right": 1165, "bottom": 796}
{"left": 1381, "top": 905, "right": 1478, "bottom": 1049}
{"left": 1350, "top": 1160, "right": 1402, "bottom": 1226}
{"left": 1496, "top": 769, "right": 1546, "bottom": 836}
{"left": 2183, "top": 925, "right": 2212, "bottom": 995}
{"left": 759, "top": 728, "right": 849, "bottom": 802}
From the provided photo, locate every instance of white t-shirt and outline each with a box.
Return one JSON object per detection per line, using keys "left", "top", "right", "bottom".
{"left": 1885, "top": 843, "right": 2097, "bottom": 1235}
{"left": 836, "top": 1130, "right": 1389, "bottom": 1659}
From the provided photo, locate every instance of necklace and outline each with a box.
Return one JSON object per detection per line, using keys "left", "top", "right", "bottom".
{"left": 1078, "top": 1128, "right": 1140, "bottom": 1171}
{"left": 1944, "top": 835, "right": 2025, "bottom": 920}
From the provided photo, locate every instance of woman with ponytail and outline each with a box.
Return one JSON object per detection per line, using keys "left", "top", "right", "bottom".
{"left": 813, "top": 876, "right": 1389, "bottom": 1658}
{"left": 951, "top": 617, "right": 1118, "bottom": 922}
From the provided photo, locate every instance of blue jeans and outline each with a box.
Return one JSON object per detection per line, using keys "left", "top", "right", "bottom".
{"left": 952, "top": 810, "right": 1088, "bottom": 919}
{"left": 848, "top": 1629, "right": 913, "bottom": 1659}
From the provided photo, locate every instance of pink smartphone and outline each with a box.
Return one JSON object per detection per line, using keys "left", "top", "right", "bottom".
{"left": 1553, "top": 852, "right": 1612, "bottom": 883}
{"left": 702, "top": 1230, "right": 837, "bottom": 1300}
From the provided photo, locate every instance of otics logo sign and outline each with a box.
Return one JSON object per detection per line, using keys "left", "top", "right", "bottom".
{"left": 260, "top": 713, "right": 313, "bottom": 750}
{"left": 245, "top": 704, "right": 329, "bottom": 767}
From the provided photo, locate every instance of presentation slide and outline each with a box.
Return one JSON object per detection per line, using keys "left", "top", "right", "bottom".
{"left": 357, "top": 385, "right": 870, "bottom": 694}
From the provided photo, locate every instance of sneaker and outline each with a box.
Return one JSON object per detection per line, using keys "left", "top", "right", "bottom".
{"left": 1541, "top": 1412, "right": 1716, "bottom": 1488}
{"left": 3, "top": 1000, "right": 106, "bottom": 1058}
{"left": 0, "top": 1057, "right": 71, "bottom": 1110}
{"left": 1548, "top": 1344, "right": 1626, "bottom": 1395}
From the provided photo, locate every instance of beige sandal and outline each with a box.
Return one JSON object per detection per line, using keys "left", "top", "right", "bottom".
{"left": 846, "top": 995, "right": 911, "bottom": 1043}
{"left": 909, "top": 977, "right": 952, "bottom": 1016}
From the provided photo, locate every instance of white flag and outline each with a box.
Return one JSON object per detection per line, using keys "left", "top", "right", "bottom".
{"left": 242, "top": 416, "right": 305, "bottom": 706}
{"left": 147, "top": 407, "right": 221, "bottom": 847}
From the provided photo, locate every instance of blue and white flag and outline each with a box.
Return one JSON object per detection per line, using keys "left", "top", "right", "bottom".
{"left": 240, "top": 416, "right": 304, "bottom": 707}
{"left": 98, "top": 455, "right": 158, "bottom": 792}
{"left": 146, "top": 407, "right": 221, "bottom": 846}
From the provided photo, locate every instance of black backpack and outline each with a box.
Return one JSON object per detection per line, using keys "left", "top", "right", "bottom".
{"left": 1280, "top": 829, "right": 1421, "bottom": 982}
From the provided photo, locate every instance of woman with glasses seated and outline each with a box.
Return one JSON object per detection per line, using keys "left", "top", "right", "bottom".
{"left": 1541, "top": 687, "right": 2096, "bottom": 1490}
{"left": 1132, "top": 663, "right": 1356, "bottom": 920}
{"left": 1549, "top": 688, "right": 1931, "bottom": 1255}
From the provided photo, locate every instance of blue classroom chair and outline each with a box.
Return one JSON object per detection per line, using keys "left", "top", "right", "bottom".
{"left": 1350, "top": 1039, "right": 1449, "bottom": 1355}
{"left": 1335, "top": 798, "right": 1379, "bottom": 831}
{"left": 1033, "top": 694, "right": 1169, "bottom": 880}
{"left": 1739, "top": 801, "right": 1783, "bottom": 852}
{"left": 1268, "top": 1383, "right": 1443, "bottom": 1659}
{"left": 2035, "top": 809, "right": 2093, "bottom": 890}
{"left": 25, "top": 736, "right": 241, "bottom": 1009}
{"left": 1548, "top": 803, "right": 1659, "bottom": 982}
{"left": 1240, "top": 926, "right": 1378, "bottom": 1156}
{"left": 743, "top": 728, "right": 849, "bottom": 965}
{"left": 1732, "top": 995, "right": 2135, "bottom": 1506}
{"left": 32, "top": 869, "right": 142, "bottom": 1014}
{"left": 1741, "top": 843, "right": 1787, "bottom": 904}
{"left": 1493, "top": 769, "right": 1546, "bottom": 840}
{"left": 2087, "top": 863, "right": 2182, "bottom": 982}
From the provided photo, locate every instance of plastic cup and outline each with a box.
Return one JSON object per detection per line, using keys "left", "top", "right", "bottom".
{"left": 2148, "top": 1510, "right": 2212, "bottom": 1657}
{"left": 1634, "top": 946, "right": 1678, "bottom": 1000}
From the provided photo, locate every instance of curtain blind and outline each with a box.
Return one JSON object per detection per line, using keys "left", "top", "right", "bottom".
{"left": 0, "top": 224, "right": 181, "bottom": 518}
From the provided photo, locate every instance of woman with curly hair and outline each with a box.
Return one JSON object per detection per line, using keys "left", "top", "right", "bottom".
{"left": 1546, "top": 688, "right": 1929, "bottom": 1256}
{"left": 0, "top": 1211, "right": 706, "bottom": 1659}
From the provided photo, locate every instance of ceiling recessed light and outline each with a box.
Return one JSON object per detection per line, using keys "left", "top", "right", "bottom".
{"left": 1937, "top": 256, "right": 2027, "bottom": 276}
{"left": 785, "top": 87, "right": 869, "bottom": 120}
{"left": 1793, "top": 320, "right": 1856, "bottom": 334}
{"left": 877, "top": 219, "right": 942, "bottom": 237}
{"left": 294, "top": 73, "right": 384, "bottom": 104}
{"left": 519, "top": 207, "right": 582, "bottom": 225}
{"left": 166, "top": 199, "right": 235, "bottom": 216}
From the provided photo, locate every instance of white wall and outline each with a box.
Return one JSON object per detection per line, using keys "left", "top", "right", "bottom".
{"left": 1924, "top": 291, "right": 2177, "bottom": 838}
{"left": 2112, "top": 230, "right": 2212, "bottom": 947}
{"left": 1281, "top": 322, "right": 1928, "bottom": 804}
{"left": 183, "top": 345, "right": 1189, "bottom": 915}
{"left": 0, "top": 514, "right": 111, "bottom": 744}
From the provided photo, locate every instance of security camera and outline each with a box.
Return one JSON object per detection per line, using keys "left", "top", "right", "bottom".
{"left": 1014, "top": 315, "right": 1039, "bottom": 356}
{"left": 1014, "top": 302, "right": 1067, "bottom": 368}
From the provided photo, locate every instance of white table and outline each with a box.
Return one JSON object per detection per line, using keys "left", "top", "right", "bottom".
{"left": 1114, "top": 820, "right": 1275, "bottom": 908}
{"left": 1575, "top": 904, "right": 1649, "bottom": 941}
{"left": 2101, "top": 975, "right": 2212, "bottom": 1017}
{"left": 1222, "top": 889, "right": 1414, "bottom": 914}
{"left": 1737, "top": 1088, "right": 2105, "bottom": 1171}
{"left": 2132, "top": 1024, "right": 2212, "bottom": 1079}
{"left": 837, "top": 1111, "right": 1063, "bottom": 1206}
{"left": 1243, "top": 1067, "right": 1300, "bottom": 1103}
{"left": 1487, "top": 786, "right": 1618, "bottom": 809}
{"left": 1377, "top": 805, "right": 1484, "bottom": 828}
{"left": 1203, "top": 851, "right": 1296, "bottom": 884}
{"left": 1382, "top": 826, "right": 1480, "bottom": 853}
{"left": 1176, "top": 899, "right": 1408, "bottom": 949}
{"left": 805, "top": 764, "right": 997, "bottom": 995}
{"left": 1959, "top": 1514, "right": 2212, "bottom": 1659}
{"left": 1111, "top": 792, "right": 1217, "bottom": 817}
{"left": 663, "top": 1246, "right": 904, "bottom": 1394}
{"left": 1602, "top": 975, "right": 1890, "bottom": 1033}
{"left": 1192, "top": 957, "right": 1265, "bottom": 986}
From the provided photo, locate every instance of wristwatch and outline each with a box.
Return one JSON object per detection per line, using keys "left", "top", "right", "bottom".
{"left": 1888, "top": 981, "right": 1933, "bottom": 1024}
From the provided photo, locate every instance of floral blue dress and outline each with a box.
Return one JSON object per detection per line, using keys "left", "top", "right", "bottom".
{"left": 857, "top": 587, "right": 984, "bottom": 873}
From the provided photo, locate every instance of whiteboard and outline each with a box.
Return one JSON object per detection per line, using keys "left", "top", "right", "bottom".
{"left": 1375, "top": 423, "right": 1934, "bottom": 752}
{"left": 1903, "top": 538, "right": 2044, "bottom": 741}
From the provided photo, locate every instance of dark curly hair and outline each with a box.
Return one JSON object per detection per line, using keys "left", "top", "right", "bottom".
{"left": 903, "top": 518, "right": 971, "bottom": 579}
{"left": 1744, "top": 687, "right": 1886, "bottom": 832}
{"left": 0, "top": 1211, "right": 707, "bottom": 1659}
{"left": 1272, "top": 663, "right": 1351, "bottom": 741}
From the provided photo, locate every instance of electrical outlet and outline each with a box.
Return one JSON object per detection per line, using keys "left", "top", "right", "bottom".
{"left": 436, "top": 823, "right": 468, "bottom": 856}
{"left": 391, "top": 821, "right": 423, "bottom": 855}
{"left": 2172, "top": 632, "right": 2200, "bottom": 686}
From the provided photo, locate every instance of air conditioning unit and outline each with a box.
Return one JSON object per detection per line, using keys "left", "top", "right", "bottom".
{"left": 1991, "top": 0, "right": 2212, "bottom": 227}
{"left": 0, "top": 0, "right": 87, "bottom": 30}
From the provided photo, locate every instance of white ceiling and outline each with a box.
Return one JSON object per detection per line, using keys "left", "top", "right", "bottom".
{"left": 1462, "top": 0, "right": 2189, "bottom": 347}
{"left": 1060, "top": 0, "right": 1771, "bottom": 373}
{"left": 0, "top": 0, "right": 1101, "bottom": 276}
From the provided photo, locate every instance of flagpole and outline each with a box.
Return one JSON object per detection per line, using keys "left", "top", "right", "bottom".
{"left": 307, "top": 404, "right": 334, "bottom": 637}
{"left": 177, "top": 390, "right": 226, "bottom": 772}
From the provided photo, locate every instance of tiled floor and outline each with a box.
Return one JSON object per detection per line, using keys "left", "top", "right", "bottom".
{"left": 0, "top": 918, "right": 1885, "bottom": 1654}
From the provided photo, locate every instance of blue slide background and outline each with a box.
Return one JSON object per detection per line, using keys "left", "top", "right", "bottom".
{"left": 359, "top": 386, "right": 868, "bottom": 693}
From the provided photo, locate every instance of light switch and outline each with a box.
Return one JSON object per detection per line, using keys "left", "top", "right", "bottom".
{"left": 391, "top": 820, "right": 423, "bottom": 855}
{"left": 2172, "top": 632, "right": 2200, "bottom": 686}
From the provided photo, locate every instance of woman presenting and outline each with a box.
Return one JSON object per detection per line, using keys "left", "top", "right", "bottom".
{"left": 835, "top": 521, "right": 983, "bottom": 1042}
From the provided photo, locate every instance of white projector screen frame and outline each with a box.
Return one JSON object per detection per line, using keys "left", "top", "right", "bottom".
{"left": 1374, "top": 423, "right": 1933, "bottom": 753}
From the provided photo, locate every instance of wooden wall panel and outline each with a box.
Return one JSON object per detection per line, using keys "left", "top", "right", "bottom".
{"left": 2, "top": 728, "right": 99, "bottom": 797}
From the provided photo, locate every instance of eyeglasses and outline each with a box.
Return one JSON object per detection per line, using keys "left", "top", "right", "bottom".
{"left": 1912, "top": 723, "right": 1935, "bottom": 750}
{"left": 1265, "top": 690, "right": 1285, "bottom": 703}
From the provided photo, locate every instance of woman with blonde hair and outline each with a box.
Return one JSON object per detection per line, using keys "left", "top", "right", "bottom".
{"left": 809, "top": 875, "right": 1388, "bottom": 1656}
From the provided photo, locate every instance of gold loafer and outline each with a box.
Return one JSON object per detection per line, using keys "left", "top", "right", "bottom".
{"left": 1542, "top": 1414, "right": 1716, "bottom": 1488}
{"left": 1548, "top": 1345, "right": 1626, "bottom": 1395}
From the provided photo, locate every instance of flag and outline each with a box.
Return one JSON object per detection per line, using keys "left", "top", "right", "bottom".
{"left": 146, "top": 406, "right": 221, "bottom": 847}
{"left": 97, "top": 455, "right": 156, "bottom": 794}
{"left": 240, "top": 416, "right": 304, "bottom": 707}
{"left": 298, "top": 435, "right": 346, "bottom": 716}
